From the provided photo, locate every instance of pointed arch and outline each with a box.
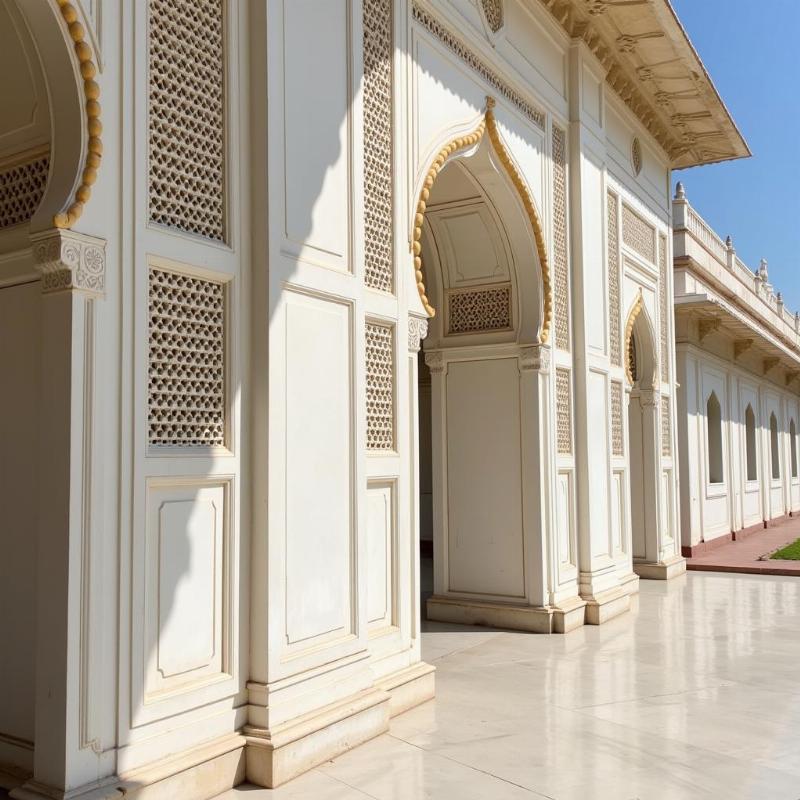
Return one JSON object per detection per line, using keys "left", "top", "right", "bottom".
{"left": 624, "top": 289, "right": 644, "bottom": 384}
{"left": 707, "top": 391, "right": 723, "bottom": 484}
{"left": 14, "top": 0, "right": 103, "bottom": 231}
{"left": 411, "top": 98, "right": 552, "bottom": 343}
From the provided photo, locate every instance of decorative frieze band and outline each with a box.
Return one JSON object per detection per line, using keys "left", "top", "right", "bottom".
{"left": 411, "top": 3, "right": 545, "bottom": 129}
{"left": 32, "top": 228, "right": 106, "bottom": 296}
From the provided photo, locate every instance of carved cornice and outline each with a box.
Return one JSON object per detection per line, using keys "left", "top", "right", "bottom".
{"left": 412, "top": 98, "right": 552, "bottom": 344}
{"left": 408, "top": 316, "right": 429, "bottom": 352}
{"left": 53, "top": 1, "right": 103, "bottom": 229}
{"left": 624, "top": 288, "right": 643, "bottom": 383}
{"left": 538, "top": 0, "right": 749, "bottom": 168}
{"left": 519, "top": 344, "right": 550, "bottom": 372}
{"left": 31, "top": 228, "right": 106, "bottom": 296}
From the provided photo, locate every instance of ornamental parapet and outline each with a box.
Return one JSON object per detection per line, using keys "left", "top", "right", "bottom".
{"left": 672, "top": 183, "right": 800, "bottom": 363}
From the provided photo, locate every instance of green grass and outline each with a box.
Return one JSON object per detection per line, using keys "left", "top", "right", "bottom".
{"left": 771, "top": 538, "right": 800, "bottom": 560}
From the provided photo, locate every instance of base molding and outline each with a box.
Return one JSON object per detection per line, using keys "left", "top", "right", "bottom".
{"left": 682, "top": 533, "right": 732, "bottom": 558}
{"left": 427, "top": 595, "right": 555, "bottom": 633}
{"left": 244, "top": 687, "right": 389, "bottom": 789}
{"left": 10, "top": 735, "right": 247, "bottom": 800}
{"left": 374, "top": 662, "right": 435, "bottom": 717}
{"left": 552, "top": 596, "right": 587, "bottom": 633}
{"left": 583, "top": 586, "right": 630, "bottom": 626}
{"left": 633, "top": 555, "right": 687, "bottom": 581}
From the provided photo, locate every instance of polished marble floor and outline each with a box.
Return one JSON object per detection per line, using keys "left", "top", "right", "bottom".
{"left": 219, "top": 568, "right": 800, "bottom": 800}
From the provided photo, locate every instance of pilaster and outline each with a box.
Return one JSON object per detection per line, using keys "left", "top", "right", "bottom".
{"left": 12, "top": 229, "right": 109, "bottom": 799}
{"left": 566, "top": 40, "right": 629, "bottom": 621}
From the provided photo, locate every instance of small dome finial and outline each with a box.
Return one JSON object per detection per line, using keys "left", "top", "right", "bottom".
{"left": 725, "top": 235, "right": 733, "bottom": 250}
{"left": 675, "top": 181, "right": 685, "bottom": 200}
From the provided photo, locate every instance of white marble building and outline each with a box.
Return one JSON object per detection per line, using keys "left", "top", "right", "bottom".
{"left": 673, "top": 186, "right": 800, "bottom": 555}
{"left": 0, "top": 1, "right": 747, "bottom": 797}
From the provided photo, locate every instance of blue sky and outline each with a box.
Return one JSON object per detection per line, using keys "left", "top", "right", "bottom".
{"left": 671, "top": 0, "right": 800, "bottom": 309}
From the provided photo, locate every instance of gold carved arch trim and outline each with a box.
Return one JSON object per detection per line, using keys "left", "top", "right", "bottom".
{"left": 411, "top": 97, "right": 552, "bottom": 344}
{"left": 53, "top": 0, "right": 103, "bottom": 229}
{"left": 624, "top": 288, "right": 644, "bottom": 384}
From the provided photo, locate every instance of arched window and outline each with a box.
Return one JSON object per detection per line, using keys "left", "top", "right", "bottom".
{"left": 770, "top": 412, "right": 780, "bottom": 480}
{"left": 791, "top": 419, "right": 798, "bottom": 479}
{"left": 707, "top": 391, "right": 723, "bottom": 484}
{"left": 745, "top": 404, "right": 757, "bottom": 482}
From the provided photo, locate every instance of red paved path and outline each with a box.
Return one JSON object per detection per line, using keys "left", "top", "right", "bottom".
{"left": 686, "top": 515, "right": 800, "bottom": 575}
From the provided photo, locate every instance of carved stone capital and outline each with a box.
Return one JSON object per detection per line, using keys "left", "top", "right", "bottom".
{"left": 424, "top": 351, "right": 446, "bottom": 374}
{"left": 31, "top": 228, "right": 106, "bottom": 297}
{"left": 408, "top": 316, "right": 429, "bottom": 353}
{"left": 639, "top": 389, "right": 661, "bottom": 409}
{"left": 519, "top": 344, "right": 550, "bottom": 373}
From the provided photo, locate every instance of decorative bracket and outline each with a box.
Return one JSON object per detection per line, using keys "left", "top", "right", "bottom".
{"left": 733, "top": 338, "right": 753, "bottom": 360}
{"left": 786, "top": 371, "right": 799, "bottom": 388}
{"left": 31, "top": 228, "right": 106, "bottom": 297}
{"left": 763, "top": 357, "right": 780, "bottom": 376}
{"left": 424, "top": 351, "right": 446, "bottom": 374}
{"left": 408, "top": 316, "right": 429, "bottom": 353}
{"left": 697, "top": 317, "right": 721, "bottom": 342}
{"left": 519, "top": 344, "right": 550, "bottom": 373}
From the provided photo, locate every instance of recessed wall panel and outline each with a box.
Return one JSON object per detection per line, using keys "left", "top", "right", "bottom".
{"left": 366, "top": 482, "right": 394, "bottom": 630}
{"left": 284, "top": 293, "right": 352, "bottom": 645}
{"left": 144, "top": 481, "right": 229, "bottom": 701}
{"left": 446, "top": 358, "right": 525, "bottom": 598}
{"left": 283, "top": 0, "right": 349, "bottom": 260}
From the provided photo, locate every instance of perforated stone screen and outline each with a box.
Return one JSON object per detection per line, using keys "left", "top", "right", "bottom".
{"left": 148, "top": 0, "right": 226, "bottom": 241}
{"left": 607, "top": 192, "right": 621, "bottom": 366}
{"left": 611, "top": 380, "right": 623, "bottom": 457}
{"left": 148, "top": 268, "right": 226, "bottom": 447}
{"left": 0, "top": 154, "right": 49, "bottom": 229}
{"left": 556, "top": 368, "right": 572, "bottom": 455}
{"left": 552, "top": 126, "right": 569, "bottom": 351}
{"left": 661, "top": 395, "right": 671, "bottom": 457}
{"left": 659, "top": 233, "right": 669, "bottom": 382}
{"left": 363, "top": 0, "right": 394, "bottom": 293}
{"left": 366, "top": 322, "right": 394, "bottom": 450}
{"left": 448, "top": 285, "right": 512, "bottom": 334}
{"left": 622, "top": 204, "right": 655, "bottom": 263}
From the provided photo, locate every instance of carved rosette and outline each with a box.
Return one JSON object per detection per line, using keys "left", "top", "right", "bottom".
{"left": 31, "top": 229, "right": 106, "bottom": 296}
{"left": 408, "top": 316, "right": 429, "bottom": 352}
{"left": 519, "top": 344, "right": 550, "bottom": 373}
